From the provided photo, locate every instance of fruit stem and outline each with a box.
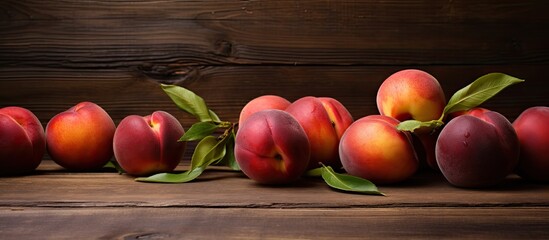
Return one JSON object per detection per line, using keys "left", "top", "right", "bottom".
{"left": 218, "top": 122, "right": 237, "bottom": 140}
{"left": 216, "top": 121, "right": 233, "bottom": 128}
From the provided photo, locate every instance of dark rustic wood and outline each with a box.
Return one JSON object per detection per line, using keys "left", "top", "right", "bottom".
{"left": 1, "top": 1, "right": 548, "bottom": 67}
{"left": 1, "top": 207, "right": 548, "bottom": 239}
{"left": 1, "top": 162, "right": 549, "bottom": 209}
{"left": 1, "top": 162, "right": 549, "bottom": 239}
{"left": 1, "top": 1, "right": 548, "bottom": 126}
{"left": 0, "top": 65, "right": 546, "bottom": 127}
{"left": 1, "top": 18, "right": 546, "bottom": 66}
{"left": 3, "top": 1, "right": 548, "bottom": 22}
{"left": 1, "top": 1, "right": 549, "bottom": 239}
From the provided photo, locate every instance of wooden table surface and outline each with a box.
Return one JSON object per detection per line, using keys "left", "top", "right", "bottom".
{"left": 1, "top": 160, "right": 548, "bottom": 239}
{"left": 2, "top": 1, "right": 549, "bottom": 239}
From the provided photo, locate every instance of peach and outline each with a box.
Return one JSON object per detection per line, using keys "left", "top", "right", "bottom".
{"left": 285, "top": 96, "right": 353, "bottom": 169}
{"left": 238, "top": 95, "right": 291, "bottom": 127}
{"left": 234, "top": 109, "right": 310, "bottom": 184}
{"left": 513, "top": 106, "right": 549, "bottom": 182}
{"left": 0, "top": 107, "right": 46, "bottom": 175}
{"left": 339, "top": 115, "right": 419, "bottom": 184}
{"left": 376, "top": 69, "right": 446, "bottom": 170}
{"left": 376, "top": 69, "right": 446, "bottom": 122}
{"left": 113, "top": 111, "right": 186, "bottom": 176}
{"left": 46, "top": 102, "right": 115, "bottom": 171}
{"left": 436, "top": 108, "right": 519, "bottom": 188}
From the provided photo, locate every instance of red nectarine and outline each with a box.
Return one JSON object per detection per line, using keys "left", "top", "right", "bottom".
{"left": 513, "top": 106, "right": 549, "bottom": 182}
{"left": 235, "top": 109, "right": 310, "bottom": 184}
{"left": 238, "top": 95, "right": 291, "bottom": 127}
{"left": 113, "top": 111, "right": 186, "bottom": 176}
{"left": 376, "top": 69, "right": 446, "bottom": 122}
{"left": 46, "top": 102, "right": 116, "bottom": 171}
{"left": 0, "top": 107, "right": 46, "bottom": 175}
{"left": 286, "top": 96, "right": 353, "bottom": 169}
{"left": 339, "top": 115, "right": 419, "bottom": 184}
{"left": 376, "top": 69, "right": 446, "bottom": 171}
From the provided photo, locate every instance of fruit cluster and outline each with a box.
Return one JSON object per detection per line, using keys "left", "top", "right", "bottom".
{"left": 0, "top": 102, "right": 186, "bottom": 176}
{"left": 234, "top": 69, "right": 549, "bottom": 188}
{"left": 1, "top": 69, "right": 547, "bottom": 190}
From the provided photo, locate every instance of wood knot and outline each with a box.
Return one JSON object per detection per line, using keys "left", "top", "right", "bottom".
{"left": 137, "top": 64, "right": 178, "bottom": 80}
{"left": 136, "top": 64, "right": 201, "bottom": 86}
{"left": 214, "top": 39, "right": 233, "bottom": 57}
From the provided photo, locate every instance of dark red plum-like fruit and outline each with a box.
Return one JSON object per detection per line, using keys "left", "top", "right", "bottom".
{"left": 436, "top": 109, "right": 519, "bottom": 188}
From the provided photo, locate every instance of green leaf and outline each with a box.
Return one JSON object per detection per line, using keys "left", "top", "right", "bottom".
{"left": 321, "top": 165, "right": 384, "bottom": 196}
{"left": 397, "top": 119, "right": 443, "bottom": 132}
{"left": 190, "top": 135, "right": 228, "bottom": 170}
{"left": 161, "top": 84, "right": 214, "bottom": 122}
{"left": 179, "top": 122, "right": 219, "bottom": 142}
{"left": 135, "top": 167, "right": 205, "bottom": 183}
{"left": 443, "top": 73, "right": 524, "bottom": 115}
{"left": 103, "top": 160, "right": 125, "bottom": 174}
{"left": 209, "top": 109, "right": 221, "bottom": 122}
{"left": 304, "top": 167, "right": 323, "bottom": 177}
{"left": 135, "top": 135, "right": 228, "bottom": 183}
{"left": 217, "top": 131, "right": 240, "bottom": 171}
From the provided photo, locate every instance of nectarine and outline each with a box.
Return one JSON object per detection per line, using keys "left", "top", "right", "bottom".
{"left": 513, "top": 106, "right": 549, "bottom": 182}
{"left": 376, "top": 69, "right": 446, "bottom": 122}
{"left": 0, "top": 107, "right": 46, "bottom": 175}
{"left": 339, "top": 115, "right": 419, "bottom": 184}
{"left": 235, "top": 109, "right": 310, "bottom": 184}
{"left": 113, "top": 111, "right": 186, "bottom": 176}
{"left": 376, "top": 69, "right": 446, "bottom": 171}
{"left": 46, "top": 102, "right": 116, "bottom": 171}
{"left": 238, "top": 95, "right": 291, "bottom": 127}
{"left": 286, "top": 96, "right": 353, "bottom": 169}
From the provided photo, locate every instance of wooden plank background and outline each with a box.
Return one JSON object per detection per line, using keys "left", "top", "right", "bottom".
{"left": 1, "top": 1, "right": 548, "bottom": 129}
{"left": 1, "top": 2, "right": 549, "bottom": 238}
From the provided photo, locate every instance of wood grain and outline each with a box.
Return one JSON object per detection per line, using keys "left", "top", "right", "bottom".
{"left": 1, "top": 161, "right": 549, "bottom": 239}
{"left": 1, "top": 1, "right": 548, "bottom": 124}
{"left": 1, "top": 12, "right": 547, "bottom": 66}
{"left": 3, "top": 0, "right": 548, "bottom": 22}
{"left": 1, "top": 207, "right": 548, "bottom": 239}
{"left": 1, "top": 161, "right": 548, "bottom": 209}
{"left": 1, "top": 65, "right": 546, "bottom": 127}
{"left": 1, "top": 1, "right": 548, "bottom": 67}
{"left": 1, "top": 2, "right": 548, "bottom": 239}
